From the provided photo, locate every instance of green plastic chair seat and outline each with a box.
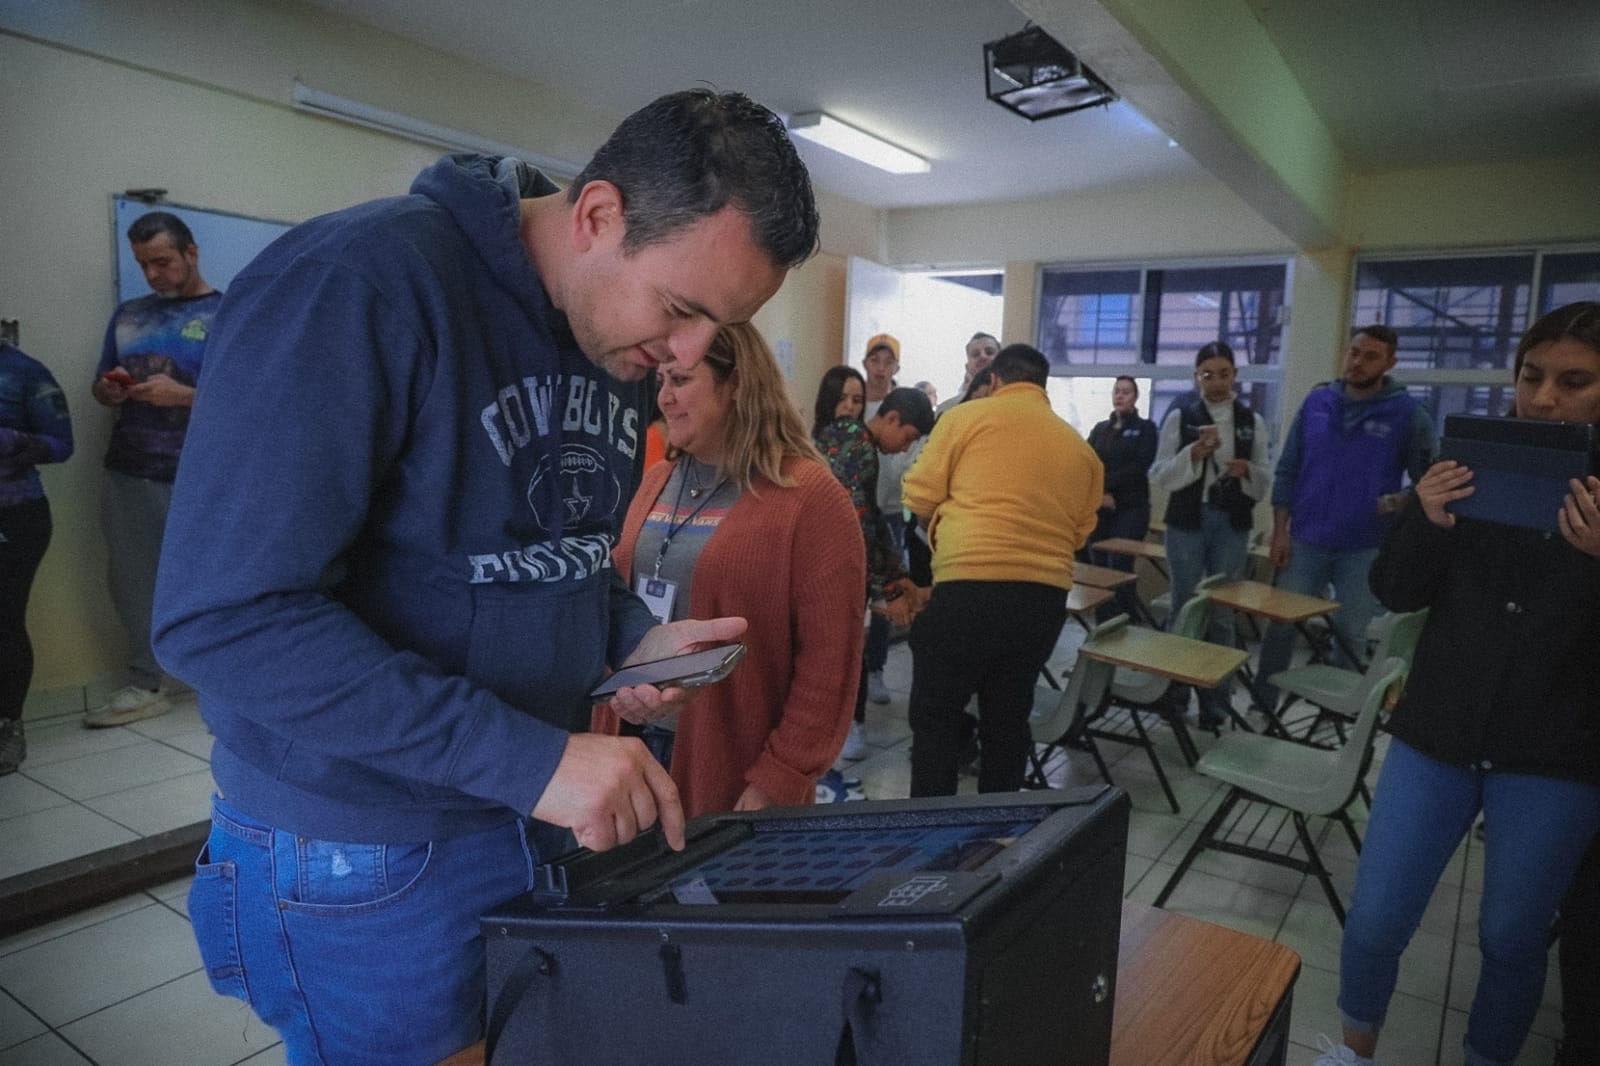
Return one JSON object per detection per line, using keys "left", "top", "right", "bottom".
{"left": 1195, "top": 732, "right": 1350, "bottom": 817}
{"left": 1152, "top": 657, "right": 1409, "bottom": 924}
{"left": 1262, "top": 663, "right": 1363, "bottom": 715}
{"left": 1267, "top": 608, "right": 1427, "bottom": 736}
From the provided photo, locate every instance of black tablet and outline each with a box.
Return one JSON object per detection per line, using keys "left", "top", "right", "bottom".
{"left": 1436, "top": 414, "right": 1596, "bottom": 532}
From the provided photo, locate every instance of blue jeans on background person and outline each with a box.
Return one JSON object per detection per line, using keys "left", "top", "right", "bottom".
{"left": 1162, "top": 505, "right": 1250, "bottom": 718}
{"left": 1256, "top": 540, "right": 1379, "bottom": 707}
{"left": 190, "top": 797, "right": 549, "bottom": 1065}
{"left": 1339, "top": 740, "right": 1600, "bottom": 1066}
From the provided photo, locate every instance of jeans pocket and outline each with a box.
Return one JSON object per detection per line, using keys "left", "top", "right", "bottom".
{"left": 279, "top": 839, "right": 433, "bottom": 916}
{"left": 189, "top": 845, "right": 248, "bottom": 1001}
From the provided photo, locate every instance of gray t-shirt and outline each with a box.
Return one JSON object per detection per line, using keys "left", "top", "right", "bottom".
{"left": 628, "top": 457, "right": 743, "bottom": 730}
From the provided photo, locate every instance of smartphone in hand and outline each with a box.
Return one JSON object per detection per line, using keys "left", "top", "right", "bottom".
{"left": 102, "top": 368, "right": 138, "bottom": 387}
{"left": 588, "top": 643, "right": 747, "bottom": 700}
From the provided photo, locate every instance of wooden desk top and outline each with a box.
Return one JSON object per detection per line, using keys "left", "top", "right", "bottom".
{"left": 1067, "top": 584, "right": 1115, "bottom": 615}
{"left": 1208, "top": 579, "right": 1340, "bottom": 624}
{"left": 1079, "top": 624, "right": 1248, "bottom": 689}
{"left": 1092, "top": 537, "right": 1168, "bottom": 561}
{"left": 1072, "top": 561, "right": 1139, "bottom": 589}
{"left": 1111, "top": 902, "right": 1301, "bottom": 1066}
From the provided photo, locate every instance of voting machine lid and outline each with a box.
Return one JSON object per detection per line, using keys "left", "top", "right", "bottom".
{"left": 502, "top": 785, "right": 1124, "bottom": 921}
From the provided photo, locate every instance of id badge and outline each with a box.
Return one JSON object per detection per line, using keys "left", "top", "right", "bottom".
{"left": 636, "top": 575, "right": 678, "bottom": 624}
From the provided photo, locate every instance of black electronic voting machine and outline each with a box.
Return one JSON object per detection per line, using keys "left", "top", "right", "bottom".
{"left": 482, "top": 786, "right": 1129, "bottom": 1065}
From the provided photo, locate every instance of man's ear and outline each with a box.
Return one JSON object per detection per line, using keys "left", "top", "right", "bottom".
{"left": 569, "top": 180, "right": 625, "bottom": 254}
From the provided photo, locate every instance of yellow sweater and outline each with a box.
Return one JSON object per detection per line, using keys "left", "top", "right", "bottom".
{"left": 903, "top": 382, "right": 1104, "bottom": 589}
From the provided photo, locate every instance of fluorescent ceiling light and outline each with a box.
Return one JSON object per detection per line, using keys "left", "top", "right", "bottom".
{"left": 787, "top": 112, "right": 929, "bottom": 175}
{"left": 291, "top": 82, "right": 580, "bottom": 180}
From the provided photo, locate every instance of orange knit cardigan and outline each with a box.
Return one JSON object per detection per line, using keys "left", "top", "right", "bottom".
{"left": 594, "top": 455, "right": 867, "bottom": 817}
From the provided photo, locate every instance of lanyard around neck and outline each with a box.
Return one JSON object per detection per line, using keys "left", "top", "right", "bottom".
{"left": 653, "top": 462, "right": 728, "bottom": 578}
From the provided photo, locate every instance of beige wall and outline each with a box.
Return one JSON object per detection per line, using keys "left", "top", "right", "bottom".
{"left": 0, "top": 7, "right": 865, "bottom": 694}
{"left": 2, "top": 31, "right": 450, "bottom": 690}
{"left": 886, "top": 173, "right": 1294, "bottom": 268}
{"left": 1346, "top": 153, "right": 1600, "bottom": 251}
{"left": 753, "top": 251, "right": 849, "bottom": 414}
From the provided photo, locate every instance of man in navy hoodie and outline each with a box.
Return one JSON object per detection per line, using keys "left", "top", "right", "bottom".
{"left": 1258, "top": 324, "right": 1434, "bottom": 706}
{"left": 153, "top": 90, "right": 818, "bottom": 1064}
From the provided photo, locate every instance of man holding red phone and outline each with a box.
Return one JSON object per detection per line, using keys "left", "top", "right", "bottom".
{"left": 87, "top": 210, "right": 218, "bottom": 727}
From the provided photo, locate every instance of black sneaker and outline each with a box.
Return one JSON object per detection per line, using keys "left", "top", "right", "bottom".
{"left": 0, "top": 719, "right": 25, "bottom": 775}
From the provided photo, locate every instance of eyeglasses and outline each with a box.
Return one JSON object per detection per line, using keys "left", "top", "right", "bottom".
{"left": 1195, "top": 369, "right": 1236, "bottom": 382}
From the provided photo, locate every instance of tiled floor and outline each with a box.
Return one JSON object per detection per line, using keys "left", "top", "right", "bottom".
{"left": 1, "top": 695, "right": 213, "bottom": 883}
{"left": 0, "top": 629, "right": 1565, "bottom": 1065}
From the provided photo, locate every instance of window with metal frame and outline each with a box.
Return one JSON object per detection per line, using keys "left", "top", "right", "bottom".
{"left": 1351, "top": 247, "right": 1600, "bottom": 431}
{"left": 1035, "top": 259, "right": 1289, "bottom": 434}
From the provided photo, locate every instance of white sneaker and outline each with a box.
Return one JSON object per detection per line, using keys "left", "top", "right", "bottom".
{"left": 840, "top": 721, "right": 870, "bottom": 760}
{"left": 1312, "top": 1035, "right": 1374, "bottom": 1066}
{"left": 84, "top": 685, "right": 174, "bottom": 729}
{"left": 867, "top": 671, "right": 891, "bottom": 704}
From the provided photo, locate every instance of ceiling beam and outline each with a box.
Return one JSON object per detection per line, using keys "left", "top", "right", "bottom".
{"left": 1014, "top": 0, "right": 1345, "bottom": 249}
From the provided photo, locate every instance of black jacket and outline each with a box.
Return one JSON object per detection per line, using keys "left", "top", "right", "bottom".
{"left": 1087, "top": 413, "right": 1158, "bottom": 512}
{"left": 1372, "top": 502, "right": 1600, "bottom": 785}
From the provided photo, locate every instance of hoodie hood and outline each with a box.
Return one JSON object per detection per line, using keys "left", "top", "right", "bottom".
{"left": 411, "top": 154, "right": 563, "bottom": 323}
{"left": 410, "top": 154, "right": 579, "bottom": 541}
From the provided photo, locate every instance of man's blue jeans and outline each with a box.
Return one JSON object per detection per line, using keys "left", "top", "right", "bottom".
{"left": 1257, "top": 540, "right": 1379, "bottom": 706}
{"left": 190, "top": 797, "right": 546, "bottom": 1065}
{"left": 1339, "top": 740, "right": 1600, "bottom": 1066}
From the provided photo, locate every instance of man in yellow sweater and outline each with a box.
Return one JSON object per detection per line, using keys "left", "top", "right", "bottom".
{"left": 903, "top": 343, "right": 1104, "bottom": 796}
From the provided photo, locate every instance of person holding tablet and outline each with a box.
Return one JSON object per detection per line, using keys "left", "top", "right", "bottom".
{"left": 1315, "top": 301, "right": 1600, "bottom": 1066}
{"left": 596, "top": 323, "right": 865, "bottom": 817}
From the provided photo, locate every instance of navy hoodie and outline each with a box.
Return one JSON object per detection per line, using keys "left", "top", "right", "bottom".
{"left": 153, "top": 156, "right": 657, "bottom": 843}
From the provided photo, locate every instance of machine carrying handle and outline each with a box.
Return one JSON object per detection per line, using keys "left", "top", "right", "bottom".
{"left": 834, "top": 967, "right": 885, "bottom": 1066}
{"left": 484, "top": 944, "right": 556, "bottom": 1065}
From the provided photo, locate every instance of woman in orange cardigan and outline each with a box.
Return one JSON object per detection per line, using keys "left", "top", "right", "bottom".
{"left": 595, "top": 323, "right": 865, "bottom": 817}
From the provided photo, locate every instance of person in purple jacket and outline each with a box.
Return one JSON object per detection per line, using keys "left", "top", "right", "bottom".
{"left": 0, "top": 341, "right": 74, "bottom": 774}
{"left": 152, "top": 90, "right": 818, "bottom": 1064}
{"left": 1257, "top": 325, "right": 1434, "bottom": 706}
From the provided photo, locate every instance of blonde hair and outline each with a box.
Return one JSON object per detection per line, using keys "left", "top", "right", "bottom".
{"left": 697, "top": 322, "right": 821, "bottom": 490}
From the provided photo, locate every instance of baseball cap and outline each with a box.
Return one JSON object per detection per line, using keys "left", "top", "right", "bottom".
{"left": 865, "top": 333, "right": 900, "bottom": 360}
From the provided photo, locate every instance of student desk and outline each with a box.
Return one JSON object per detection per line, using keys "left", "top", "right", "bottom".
{"left": 443, "top": 901, "right": 1301, "bottom": 1066}
{"left": 1089, "top": 536, "right": 1169, "bottom": 578}
{"left": 1077, "top": 623, "right": 1249, "bottom": 778}
{"left": 1072, "top": 561, "right": 1140, "bottom": 592}
{"left": 1038, "top": 585, "right": 1117, "bottom": 690}
{"left": 1110, "top": 902, "right": 1301, "bottom": 1066}
{"left": 1077, "top": 622, "right": 1247, "bottom": 691}
{"left": 1076, "top": 556, "right": 1159, "bottom": 626}
{"left": 1204, "top": 580, "right": 1347, "bottom": 729}
{"left": 1067, "top": 583, "right": 1115, "bottom": 624}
